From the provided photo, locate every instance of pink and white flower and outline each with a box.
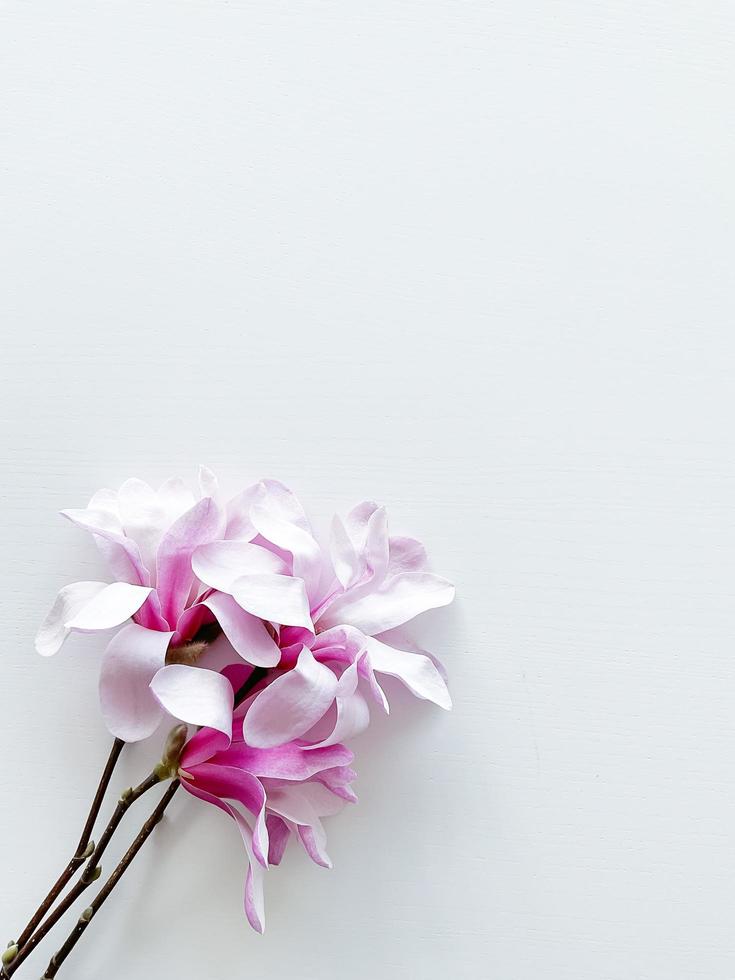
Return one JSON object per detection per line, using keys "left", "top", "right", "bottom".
{"left": 178, "top": 668, "right": 356, "bottom": 932}
{"left": 36, "top": 472, "right": 454, "bottom": 750}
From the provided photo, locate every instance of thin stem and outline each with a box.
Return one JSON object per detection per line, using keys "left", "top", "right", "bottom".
{"left": 4, "top": 769, "right": 163, "bottom": 977}
{"left": 41, "top": 781, "right": 180, "bottom": 979}
{"left": 12, "top": 739, "right": 124, "bottom": 952}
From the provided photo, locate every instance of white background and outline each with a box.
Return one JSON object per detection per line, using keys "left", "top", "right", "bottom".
{"left": 0, "top": 2, "right": 733, "bottom": 978}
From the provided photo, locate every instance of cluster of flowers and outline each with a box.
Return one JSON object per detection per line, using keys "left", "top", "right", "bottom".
{"left": 37, "top": 470, "right": 454, "bottom": 931}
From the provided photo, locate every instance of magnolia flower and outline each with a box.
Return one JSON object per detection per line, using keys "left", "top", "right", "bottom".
{"left": 194, "top": 491, "right": 455, "bottom": 750}
{"left": 179, "top": 668, "right": 356, "bottom": 932}
{"left": 35, "top": 470, "right": 286, "bottom": 741}
{"left": 36, "top": 472, "right": 454, "bottom": 750}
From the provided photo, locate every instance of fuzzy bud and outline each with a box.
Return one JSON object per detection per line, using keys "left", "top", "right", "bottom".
{"left": 119, "top": 787, "right": 133, "bottom": 802}
{"left": 82, "top": 841, "right": 95, "bottom": 859}
{"left": 90, "top": 865, "right": 102, "bottom": 882}
{"left": 79, "top": 907, "right": 94, "bottom": 923}
{"left": 162, "top": 724, "right": 188, "bottom": 770}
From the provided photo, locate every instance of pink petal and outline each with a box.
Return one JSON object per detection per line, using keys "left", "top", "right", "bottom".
{"left": 258, "top": 479, "right": 312, "bottom": 532}
{"left": 387, "top": 536, "right": 428, "bottom": 575}
{"left": 99, "top": 624, "right": 173, "bottom": 742}
{"left": 265, "top": 784, "right": 335, "bottom": 868}
{"left": 203, "top": 592, "right": 281, "bottom": 667}
{"left": 116, "top": 478, "right": 166, "bottom": 573}
{"left": 242, "top": 646, "right": 337, "bottom": 748}
{"left": 318, "top": 571, "right": 454, "bottom": 634}
{"left": 250, "top": 503, "right": 322, "bottom": 599}
{"left": 150, "top": 664, "right": 233, "bottom": 737}
{"left": 64, "top": 582, "right": 153, "bottom": 633}
{"left": 180, "top": 725, "right": 231, "bottom": 769}
{"left": 157, "top": 477, "right": 197, "bottom": 526}
{"left": 61, "top": 508, "right": 149, "bottom": 586}
{"left": 365, "top": 635, "right": 452, "bottom": 709}
{"left": 225, "top": 483, "right": 261, "bottom": 541}
{"left": 188, "top": 762, "right": 269, "bottom": 866}
{"left": 156, "top": 497, "right": 225, "bottom": 626}
{"left": 303, "top": 661, "right": 370, "bottom": 749}
{"left": 265, "top": 814, "right": 291, "bottom": 865}
{"left": 198, "top": 465, "right": 219, "bottom": 500}
{"left": 329, "top": 515, "right": 360, "bottom": 589}
{"left": 211, "top": 741, "right": 353, "bottom": 780}
{"left": 35, "top": 581, "right": 108, "bottom": 657}
{"left": 192, "top": 541, "right": 286, "bottom": 593}
{"left": 232, "top": 574, "right": 313, "bottom": 630}
{"left": 180, "top": 779, "right": 266, "bottom": 932}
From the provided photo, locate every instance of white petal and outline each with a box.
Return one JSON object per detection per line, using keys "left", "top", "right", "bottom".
{"left": 198, "top": 465, "right": 219, "bottom": 500}
{"left": 64, "top": 582, "right": 153, "bottom": 632}
{"left": 233, "top": 574, "right": 313, "bottom": 630}
{"left": 203, "top": 592, "right": 281, "bottom": 668}
{"left": 150, "top": 664, "right": 234, "bottom": 737}
{"left": 304, "top": 661, "right": 370, "bottom": 749}
{"left": 318, "top": 572, "right": 454, "bottom": 635}
{"left": 116, "top": 478, "right": 166, "bottom": 573}
{"left": 250, "top": 503, "right": 322, "bottom": 598}
{"left": 329, "top": 515, "right": 360, "bottom": 590}
{"left": 242, "top": 646, "right": 337, "bottom": 748}
{"left": 192, "top": 541, "right": 286, "bottom": 594}
{"left": 366, "top": 635, "right": 452, "bottom": 709}
{"left": 35, "top": 581, "right": 108, "bottom": 657}
{"left": 99, "top": 624, "right": 173, "bottom": 741}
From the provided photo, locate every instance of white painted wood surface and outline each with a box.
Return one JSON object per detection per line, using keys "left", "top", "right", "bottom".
{"left": 0, "top": 2, "right": 733, "bottom": 977}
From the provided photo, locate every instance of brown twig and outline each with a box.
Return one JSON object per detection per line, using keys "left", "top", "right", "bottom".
{"left": 11, "top": 666, "right": 267, "bottom": 977}
{"left": 11, "top": 738, "right": 124, "bottom": 953}
{"left": 5, "top": 767, "right": 165, "bottom": 977}
{"left": 40, "top": 781, "right": 181, "bottom": 979}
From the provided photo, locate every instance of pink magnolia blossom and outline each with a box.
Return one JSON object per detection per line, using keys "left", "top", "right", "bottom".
{"left": 36, "top": 472, "right": 454, "bottom": 750}
{"left": 35, "top": 470, "right": 288, "bottom": 741}
{"left": 194, "top": 488, "right": 455, "bottom": 750}
{"left": 178, "top": 665, "right": 357, "bottom": 932}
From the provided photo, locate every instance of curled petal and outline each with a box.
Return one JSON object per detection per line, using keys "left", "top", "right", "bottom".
{"left": 265, "top": 783, "right": 340, "bottom": 869}
{"left": 150, "top": 664, "right": 233, "bottom": 738}
{"left": 203, "top": 593, "right": 281, "bottom": 668}
{"left": 186, "top": 763, "right": 269, "bottom": 868}
{"left": 180, "top": 779, "right": 266, "bottom": 932}
{"left": 303, "top": 661, "right": 370, "bottom": 749}
{"left": 318, "top": 571, "right": 454, "bottom": 635}
{"left": 64, "top": 582, "right": 153, "bottom": 633}
{"left": 35, "top": 581, "right": 108, "bottom": 657}
{"left": 192, "top": 541, "right": 286, "bottom": 594}
{"left": 232, "top": 574, "right": 313, "bottom": 630}
{"left": 266, "top": 814, "right": 291, "bottom": 866}
{"left": 61, "top": 508, "right": 149, "bottom": 586}
{"left": 366, "top": 636, "right": 452, "bottom": 709}
{"left": 387, "top": 536, "right": 428, "bottom": 575}
{"left": 250, "top": 503, "right": 322, "bottom": 600}
{"left": 242, "top": 647, "right": 337, "bottom": 748}
{"left": 99, "top": 624, "right": 172, "bottom": 742}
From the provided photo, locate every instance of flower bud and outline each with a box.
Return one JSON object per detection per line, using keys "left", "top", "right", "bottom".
{"left": 82, "top": 840, "right": 95, "bottom": 859}
{"left": 2, "top": 944, "right": 18, "bottom": 966}
{"left": 90, "top": 865, "right": 102, "bottom": 882}
{"left": 79, "top": 907, "right": 94, "bottom": 923}
{"left": 162, "top": 724, "right": 188, "bottom": 770}
{"left": 119, "top": 787, "right": 133, "bottom": 802}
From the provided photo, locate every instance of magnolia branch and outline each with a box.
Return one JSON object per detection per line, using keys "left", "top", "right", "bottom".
{"left": 8, "top": 738, "right": 124, "bottom": 959}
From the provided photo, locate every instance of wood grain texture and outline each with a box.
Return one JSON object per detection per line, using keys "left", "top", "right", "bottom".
{"left": 0, "top": 2, "right": 733, "bottom": 977}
